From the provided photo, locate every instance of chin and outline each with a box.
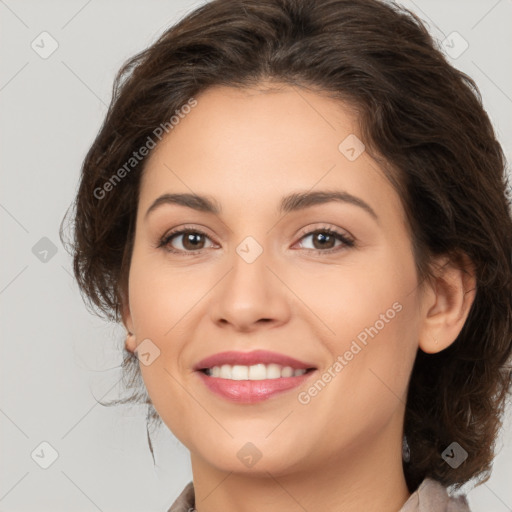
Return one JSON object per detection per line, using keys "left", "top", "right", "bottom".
{"left": 191, "top": 436, "right": 312, "bottom": 476}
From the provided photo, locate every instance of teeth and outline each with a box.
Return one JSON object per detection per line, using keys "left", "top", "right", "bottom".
{"left": 249, "top": 363, "right": 266, "bottom": 380}
{"left": 204, "top": 364, "right": 308, "bottom": 380}
{"left": 231, "top": 365, "right": 248, "bottom": 380}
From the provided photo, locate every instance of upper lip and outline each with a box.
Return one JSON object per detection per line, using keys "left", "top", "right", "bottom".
{"left": 194, "top": 350, "right": 317, "bottom": 371}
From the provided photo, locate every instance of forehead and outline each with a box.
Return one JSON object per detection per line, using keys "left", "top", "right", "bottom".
{"left": 137, "top": 84, "right": 402, "bottom": 224}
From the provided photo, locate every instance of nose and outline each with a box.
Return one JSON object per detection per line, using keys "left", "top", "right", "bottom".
{"left": 209, "top": 245, "right": 291, "bottom": 332}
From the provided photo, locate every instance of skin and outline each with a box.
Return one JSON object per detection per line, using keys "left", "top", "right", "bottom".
{"left": 122, "top": 83, "right": 476, "bottom": 512}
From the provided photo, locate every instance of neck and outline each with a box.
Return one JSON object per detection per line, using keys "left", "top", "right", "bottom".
{"left": 189, "top": 416, "right": 411, "bottom": 512}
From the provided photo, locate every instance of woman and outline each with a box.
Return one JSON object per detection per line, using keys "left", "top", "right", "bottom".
{"left": 61, "top": 0, "right": 512, "bottom": 510}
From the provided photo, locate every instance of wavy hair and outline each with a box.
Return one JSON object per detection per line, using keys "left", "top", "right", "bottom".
{"left": 60, "top": 0, "right": 512, "bottom": 493}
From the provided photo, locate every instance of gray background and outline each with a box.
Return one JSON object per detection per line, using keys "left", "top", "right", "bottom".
{"left": 1, "top": 0, "right": 511, "bottom": 510}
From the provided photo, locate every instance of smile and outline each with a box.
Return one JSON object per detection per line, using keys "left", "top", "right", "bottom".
{"left": 193, "top": 350, "right": 317, "bottom": 403}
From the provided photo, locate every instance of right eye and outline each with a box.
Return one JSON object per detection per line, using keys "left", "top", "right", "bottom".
{"left": 158, "top": 228, "right": 217, "bottom": 254}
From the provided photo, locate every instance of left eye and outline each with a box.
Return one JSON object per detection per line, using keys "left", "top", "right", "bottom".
{"left": 297, "top": 229, "right": 353, "bottom": 251}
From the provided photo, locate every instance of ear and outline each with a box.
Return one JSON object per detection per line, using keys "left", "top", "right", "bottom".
{"left": 121, "top": 301, "right": 137, "bottom": 353}
{"left": 418, "top": 253, "right": 476, "bottom": 354}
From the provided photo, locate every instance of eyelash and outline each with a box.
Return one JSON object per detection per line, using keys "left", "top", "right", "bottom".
{"left": 156, "top": 224, "right": 355, "bottom": 256}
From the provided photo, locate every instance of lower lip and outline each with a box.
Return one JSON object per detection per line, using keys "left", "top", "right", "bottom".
{"left": 196, "top": 370, "right": 316, "bottom": 403}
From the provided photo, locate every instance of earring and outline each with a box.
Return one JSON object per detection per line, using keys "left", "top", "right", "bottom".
{"left": 125, "top": 331, "right": 136, "bottom": 353}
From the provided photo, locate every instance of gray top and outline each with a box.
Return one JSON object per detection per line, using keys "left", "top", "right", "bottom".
{"left": 167, "top": 477, "right": 471, "bottom": 511}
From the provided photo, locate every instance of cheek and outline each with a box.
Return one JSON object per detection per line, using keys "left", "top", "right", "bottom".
{"left": 127, "top": 248, "right": 204, "bottom": 339}
{"left": 295, "top": 296, "right": 419, "bottom": 466}
{"left": 291, "top": 246, "right": 419, "bottom": 351}
{"left": 300, "top": 245, "right": 420, "bottom": 411}
{"left": 126, "top": 250, "right": 219, "bottom": 438}
{"left": 316, "top": 266, "right": 420, "bottom": 428}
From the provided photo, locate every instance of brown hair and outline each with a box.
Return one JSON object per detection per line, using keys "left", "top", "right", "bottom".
{"left": 60, "top": 0, "right": 512, "bottom": 493}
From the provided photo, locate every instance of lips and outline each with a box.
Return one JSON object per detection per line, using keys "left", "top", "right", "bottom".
{"left": 193, "top": 349, "right": 316, "bottom": 371}
{"left": 193, "top": 350, "right": 317, "bottom": 403}
{"left": 196, "top": 370, "right": 314, "bottom": 403}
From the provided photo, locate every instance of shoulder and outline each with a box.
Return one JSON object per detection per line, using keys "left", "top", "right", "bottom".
{"left": 166, "top": 481, "right": 195, "bottom": 512}
{"left": 167, "top": 478, "right": 472, "bottom": 512}
{"left": 399, "top": 478, "right": 471, "bottom": 512}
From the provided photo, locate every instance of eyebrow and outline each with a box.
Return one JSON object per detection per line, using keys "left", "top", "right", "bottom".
{"left": 144, "top": 190, "right": 378, "bottom": 221}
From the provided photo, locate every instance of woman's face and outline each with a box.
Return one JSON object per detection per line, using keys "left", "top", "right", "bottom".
{"left": 123, "top": 84, "right": 426, "bottom": 476}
